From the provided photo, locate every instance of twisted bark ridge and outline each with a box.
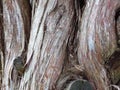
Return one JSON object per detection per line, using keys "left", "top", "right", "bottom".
{"left": 0, "top": 0, "right": 120, "bottom": 90}
{"left": 78, "top": 0, "right": 120, "bottom": 90}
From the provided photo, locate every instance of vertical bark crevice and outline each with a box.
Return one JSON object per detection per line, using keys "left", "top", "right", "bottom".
{"left": 104, "top": 7, "right": 120, "bottom": 87}
{"left": 115, "top": 7, "right": 120, "bottom": 47}
{"left": 56, "top": 0, "right": 85, "bottom": 89}
{"left": 78, "top": 0, "right": 86, "bottom": 15}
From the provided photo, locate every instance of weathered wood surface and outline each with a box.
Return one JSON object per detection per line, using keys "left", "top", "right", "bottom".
{"left": 19, "top": 0, "right": 75, "bottom": 90}
{"left": 0, "top": 0, "right": 120, "bottom": 90}
{"left": 2, "top": 0, "right": 31, "bottom": 89}
{"left": 78, "top": 0, "right": 120, "bottom": 90}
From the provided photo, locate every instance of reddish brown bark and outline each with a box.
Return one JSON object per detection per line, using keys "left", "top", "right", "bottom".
{"left": 0, "top": 0, "right": 120, "bottom": 90}
{"left": 19, "top": 0, "right": 76, "bottom": 89}
{"left": 78, "top": 0, "right": 120, "bottom": 90}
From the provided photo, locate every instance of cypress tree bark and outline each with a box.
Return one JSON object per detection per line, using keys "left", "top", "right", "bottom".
{"left": 0, "top": 0, "right": 120, "bottom": 90}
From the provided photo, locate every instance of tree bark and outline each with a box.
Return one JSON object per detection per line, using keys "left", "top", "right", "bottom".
{"left": 0, "top": 0, "right": 120, "bottom": 90}
{"left": 78, "top": 0, "right": 120, "bottom": 90}
{"left": 2, "top": 0, "right": 31, "bottom": 89}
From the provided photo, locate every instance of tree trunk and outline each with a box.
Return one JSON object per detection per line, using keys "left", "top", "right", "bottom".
{"left": 0, "top": 0, "right": 120, "bottom": 90}
{"left": 78, "top": 0, "right": 120, "bottom": 90}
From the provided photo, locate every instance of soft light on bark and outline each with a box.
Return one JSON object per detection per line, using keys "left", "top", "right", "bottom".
{"left": 78, "top": 0, "right": 120, "bottom": 89}
{"left": 0, "top": 0, "right": 120, "bottom": 90}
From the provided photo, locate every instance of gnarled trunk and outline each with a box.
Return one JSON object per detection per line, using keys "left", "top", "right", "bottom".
{"left": 0, "top": 0, "right": 120, "bottom": 90}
